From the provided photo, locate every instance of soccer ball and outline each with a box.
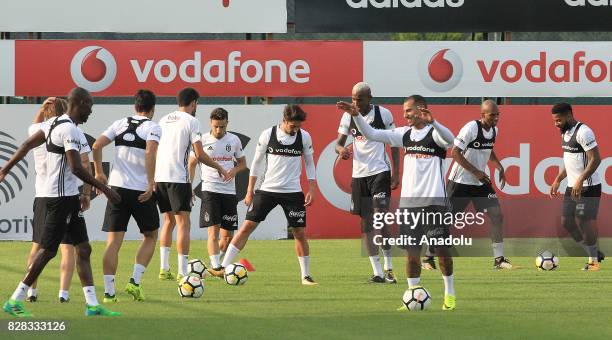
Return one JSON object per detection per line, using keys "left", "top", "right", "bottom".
{"left": 188, "top": 259, "right": 208, "bottom": 278}
{"left": 535, "top": 251, "right": 559, "bottom": 271}
{"left": 178, "top": 275, "right": 204, "bottom": 298}
{"left": 224, "top": 263, "right": 248, "bottom": 286}
{"left": 402, "top": 287, "right": 432, "bottom": 311}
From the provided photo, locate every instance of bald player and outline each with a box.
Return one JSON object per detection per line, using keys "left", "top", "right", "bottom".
{"left": 446, "top": 100, "right": 511, "bottom": 269}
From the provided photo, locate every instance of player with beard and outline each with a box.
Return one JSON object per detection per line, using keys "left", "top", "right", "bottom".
{"left": 549, "top": 103, "right": 603, "bottom": 271}
{"left": 338, "top": 95, "right": 457, "bottom": 311}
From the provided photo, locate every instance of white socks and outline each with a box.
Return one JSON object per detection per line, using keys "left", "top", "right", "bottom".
{"left": 210, "top": 254, "right": 221, "bottom": 269}
{"left": 298, "top": 256, "right": 310, "bottom": 278}
{"left": 178, "top": 254, "right": 189, "bottom": 276}
{"left": 443, "top": 275, "right": 455, "bottom": 296}
{"left": 103, "top": 275, "right": 116, "bottom": 296}
{"left": 221, "top": 244, "right": 241, "bottom": 268}
{"left": 11, "top": 282, "right": 29, "bottom": 301}
{"left": 132, "top": 264, "right": 146, "bottom": 284}
{"left": 382, "top": 249, "right": 393, "bottom": 271}
{"left": 27, "top": 288, "right": 37, "bottom": 298}
{"left": 160, "top": 247, "right": 170, "bottom": 271}
{"left": 369, "top": 256, "right": 383, "bottom": 278}
{"left": 59, "top": 290, "right": 69, "bottom": 300}
{"left": 492, "top": 242, "right": 504, "bottom": 258}
{"left": 407, "top": 277, "right": 420, "bottom": 288}
{"left": 83, "top": 286, "right": 99, "bottom": 306}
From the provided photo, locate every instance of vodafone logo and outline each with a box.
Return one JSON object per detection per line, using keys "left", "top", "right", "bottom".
{"left": 70, "top": 46, "right": 117, "bottom": 93}
{"left": 418, "top": 48, "right": 463, "bottom": 92}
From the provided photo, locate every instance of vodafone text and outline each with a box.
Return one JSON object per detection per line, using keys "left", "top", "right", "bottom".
{"left": 130, "top": 51, "right": 310, "bottom": 84}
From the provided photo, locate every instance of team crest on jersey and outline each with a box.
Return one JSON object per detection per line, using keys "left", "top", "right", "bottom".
{"left": 226, "top": 144, "right": 232, "bottom": 152}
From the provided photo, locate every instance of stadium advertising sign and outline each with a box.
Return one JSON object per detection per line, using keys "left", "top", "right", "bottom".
{"left": 364, "top": 41, "right": 612, "bottom": 97}
{"left": 0, "top": 0, "right": 287, "bottom": 33}
{"left": 0, "top": 105, "right": 609, "bottom": 241}
{"left": 294, "top": 0, "right": 612, "bottom": 32}
{"left": 3, "top": 41, "right": 612, "bottom": 97}
{"left": 0, "top": 40, "right": 361, "bottom": 97}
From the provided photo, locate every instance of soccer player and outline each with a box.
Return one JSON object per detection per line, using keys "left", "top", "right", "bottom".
{"left": 92, "top": 89, "right": 161, "bottom": 302}
{"left": 1, "top": 87, "right": 122, "bottom": 317}
{"left": 338, "top": 95, "right": 457, "bottom": 310}
{"left": 445, "top": 100, "right": 511, "bottom": 269}
{"left": 26, "top": 97, "right": 92, "bottom": 303}
{"left": 208, "top": 105, "right": 318, "bottom": 285}
{"left": 549, "top": 103, "right": 603, "bottom": 271}
{"left": 155, "top": 88, "right": 228, "bottom": 281}
{"left": 336, "top": 82, "right": 400, "bottom": 284}
{"left": 188, "top": 108, "right": 246, "bottom": 271}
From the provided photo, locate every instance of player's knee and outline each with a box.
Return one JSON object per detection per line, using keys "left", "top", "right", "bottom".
{"left": 40, "top": 248, "right": 58, "bottom": 262}
{"left": 291, "top": 227, "right": 306, "bottom": 240}
{"left": 143, "top": 230, "right": 158, "bottom": 241}
{"left": 76, "top": 243, "right": 92, "bottom": 260}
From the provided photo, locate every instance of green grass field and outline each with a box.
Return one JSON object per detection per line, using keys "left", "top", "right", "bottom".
{"left": 1, "top": 240, "right": 612, "bottom": 339}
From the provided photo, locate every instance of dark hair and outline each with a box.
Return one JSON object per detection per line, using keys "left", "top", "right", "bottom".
{"left": 283, "top": 104, "right": 307, "bottom": 122}
{"left": 177, "top": 87, "right": 199, "bottom": 107}
{"left": 134, "top": 89, "right": 156, "bottom": 113}
{"left": 210, "top": 107, "right": 228, "bottom": 121}
{"left": 68, "top": 87, "right": 92, "bottom": 105}
{"left": 551, "top": 102, "right": 572, "bottom": 115}
{"left": 405, "top": 94, "right": 427, "bottom": 108}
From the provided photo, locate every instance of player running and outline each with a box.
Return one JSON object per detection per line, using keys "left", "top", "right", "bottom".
{"left": 208, "top": 105, "right": 318, "bottom": 285}
{"left": 445, "top": 100, "right": 511, "bottom": 269}
{"left": 156, "top": 88, "right": 228, "bottom": 281}
{"left": 336, "top": 82, "right": 400, "bottom": 284}
{"left": 188, "top": 108, "right": 246, "bottom": 271}
{"left": 338, "top": 95, "right": 457, "bottom": 310}
{"left": 549, "top": 103, "right": 603, "bottom": 271}
{"left": 92, "top": 89, "right": 162, "bottom": 302}
{"left": 1, "top": 87, "right": 122, "bottom": 317}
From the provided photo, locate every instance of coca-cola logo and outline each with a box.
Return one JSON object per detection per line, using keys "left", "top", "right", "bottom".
{"left": 418, "top": 48, "right": 463, "bottom": 92}
{"left": 70, "top": 46, "right": 117, "bottom": 92}
{"left": 288, "top": 210, "right": 306, "bottom": 218}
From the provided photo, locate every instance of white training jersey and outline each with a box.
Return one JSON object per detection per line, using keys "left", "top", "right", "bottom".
{"left": 193, "top": 132, "right": 244, "bottom": 195}
{"left": 448, "top": 120, "right": 498, "bottom": 186}
{"left": 102, "top": 115, "right": 161, "bottom": 191}
{"left": 255, "top": 126, "right": 314, "bottom": 193}
{"left": 38, "top": 115, "right": 91, "bottom": 197}
{"left": 561, "top": 122, "right": 600, "bottom": 188}
{"left": 155, "top": 111, "right": 202, "bottom": 184}
{"left": 338, "top": 105, "right": 395, "bottom": 178}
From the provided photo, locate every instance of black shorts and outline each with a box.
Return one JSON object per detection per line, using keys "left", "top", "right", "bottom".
{"left": 32, "top": 197, "right": 73, "bottom": 245}
{"left": 399, "top": 205, "right": 450, "bottom": 249}
{"left": 156, "top": 182, "right": 192, "bottom": 213}
{"left": 39, "top": 196, "right": 88, "bottom": 252}
{"left": 102, "top": 187, "right": 160, "bottom": 233}
{"left": 245, "top": 190, "right": 306, "bottom": 228}
{"left": 446, "top": 180, "right": 500, "bottom": 213}
{"left": 351, "top": 171, "right": 391, "bottom": 217}
{"left": 563, "top": 184, "right": 601, "bottom": 220}
{"left": 200, "top": 191, "right": 238, "bottom": 230}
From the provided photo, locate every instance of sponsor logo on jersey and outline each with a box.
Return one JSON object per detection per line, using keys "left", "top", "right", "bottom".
{"left": 288, "top": 210, "right": 306, "bottom": 218}
{"left": 222, "top": 215, "right": 238, "bottom": 222}
{"left": 562, "top": 145, "right": 581, "bottom": 152}
{"left": 404, "top": 145, "right": 436, "bottom": 153}
{"left": 373, "top": 192, "right": 387, "bottom": 199}
{"left": 269, "top": 147, "right": 302, "bottom": 156}
{"left": 472, "top": 141, "right": 494, "bottom": 148}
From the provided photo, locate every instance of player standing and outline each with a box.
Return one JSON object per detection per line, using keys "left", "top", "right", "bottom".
{"left": 336, "top": 82, "right": 400, "bottom": 284}
{"left": 549, "top": 103, "right": 603, "bottom": 271}
{"left": 446, "top": 100, "right": 511, "bottom": 269}
{"left": 339, "top": 95, "right": 457, "bottom": 310}
{"left": 208, "top": 105, "right": 318, "bottom": 285}
{"left": 188, "top": 108, "right": 246, "bottom": 270}
{"left": 93, "top": 90, "right": 162, "bottom": 302}
{"left": 156, "top": 88, "right": 228, "bottom": 281}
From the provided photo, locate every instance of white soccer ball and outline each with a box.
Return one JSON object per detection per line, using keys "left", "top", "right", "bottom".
{"left": 187, "top": 259, "right": 208, "bottom": 278}
{"left": 224, "top": 263, "right": 248, "bottom": 286}
{"left": 402, "top": 287, "right": 432, "bottom": 311}
{"left": 178, "top": 275, "right": 204, "bottom": 298}
{"left": 535, "top": 251, "right": 559, "bottom": 271}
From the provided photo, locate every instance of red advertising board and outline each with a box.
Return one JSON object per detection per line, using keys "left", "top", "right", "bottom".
{"left": 301, "top": 105, "right": 611, "bottom": 239}
{"left": 14, "top": 40, "right": 362, "bottom": 97}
